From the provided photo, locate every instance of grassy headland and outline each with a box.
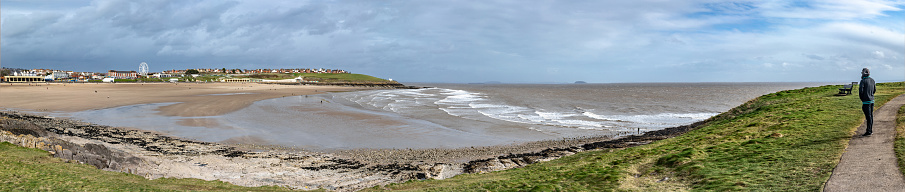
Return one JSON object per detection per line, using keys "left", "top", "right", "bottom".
{"left": 367, "top": 82, "right": 905, "bottom": 191}
{"left": 243, "top": 73, "right": 391, "bottom": 83}
{"left": 293, "top": 73, "right": 391, "bottom": 83}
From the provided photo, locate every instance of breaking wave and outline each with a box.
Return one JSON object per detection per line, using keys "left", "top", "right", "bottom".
{"left": 336, "top": 88, "right": 717, "bottom": 132}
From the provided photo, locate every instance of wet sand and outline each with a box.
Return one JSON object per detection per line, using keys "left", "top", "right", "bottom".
{"left": 0, "top": 82, "right": 365, "bottom": 117}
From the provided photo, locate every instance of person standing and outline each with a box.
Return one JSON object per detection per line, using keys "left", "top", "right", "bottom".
{"left": 859, "top": 68, "right": 876, "bottom": 136}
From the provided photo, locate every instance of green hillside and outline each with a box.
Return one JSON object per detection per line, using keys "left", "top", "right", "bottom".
{"left": 293, "top": 73, "right": 391, "bottom": 83}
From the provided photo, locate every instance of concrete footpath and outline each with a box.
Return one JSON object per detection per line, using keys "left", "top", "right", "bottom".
{"left": 824, "top": 94, "right": 905, "bottom": 191}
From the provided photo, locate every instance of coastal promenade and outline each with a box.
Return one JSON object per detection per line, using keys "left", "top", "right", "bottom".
{"left": 824, "top": 94, "right": 905, "bottom": 191}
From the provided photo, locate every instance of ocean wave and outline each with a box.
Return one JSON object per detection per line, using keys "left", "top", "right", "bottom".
{"left": 336, "top": 88, "right": 718, "bottom": 131}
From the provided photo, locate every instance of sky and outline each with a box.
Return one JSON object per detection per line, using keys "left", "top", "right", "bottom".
{"left": 2, "top": 0, "right": 903, "bottom": 83}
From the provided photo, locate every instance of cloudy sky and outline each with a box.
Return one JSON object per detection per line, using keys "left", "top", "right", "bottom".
{"left": 2, "top": 0, "right": 903, "bottom": 83}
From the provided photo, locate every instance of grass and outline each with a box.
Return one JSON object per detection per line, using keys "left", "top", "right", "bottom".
{"left": 292, "top": 73, "right": 391, "bottom": 83}
{"left": 245, "top": 73, "right": 296, "bottom": 80}
{"left": 238, "top": 73, "right": 390, "bottom": 83}
{"left": 896, "top": 103, "right": 905, "bottom": 177}
{"left": 0, "top": 142, "right": 306, "bottom": 191}
{"left": 366, "top": 82, "right": 905, "bottom": 191}
{"left": 194, "top": 75, "right": 222, "bottom": 82}
{"left": 137, "top": 78, "right": 167, "bottom": 82}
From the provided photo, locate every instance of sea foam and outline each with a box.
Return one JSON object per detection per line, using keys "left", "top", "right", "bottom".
{"left": 337, "top": 87, "right": 717, "bottom": 132}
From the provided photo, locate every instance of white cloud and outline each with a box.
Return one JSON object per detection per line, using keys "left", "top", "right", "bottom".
{"left": 1, "top": 0, "right": 903, "bottom": 82}
{"left": 873, "top": 51, "right": 886, "bottom": 59}
{"left": 758, "top": 0, "right": 903, "bottom": 19}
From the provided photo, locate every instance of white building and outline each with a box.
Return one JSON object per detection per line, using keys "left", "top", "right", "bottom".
{"left": 153, "top": 73, "right": 174, "bottom": 78}
{"left": 13, "top": 71, "right": 38, "bottom": 76}
{"left": 51, "top": 71, "right": 69, "bottom": 79}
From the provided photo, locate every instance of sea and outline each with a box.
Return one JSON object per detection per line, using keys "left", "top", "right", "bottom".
{"left": 47, "top": 82, "right": 828, "bottom": 150}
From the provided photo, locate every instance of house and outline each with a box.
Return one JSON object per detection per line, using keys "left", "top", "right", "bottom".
{"left": 31, "top": 69, "right": 53, "bottom": 75}
{"left": 13, "top": 71, "right": 38, "bottom": 76}
{"left": 153, "top": 73, "right": 174, "bottom": 78}
{"left": 50, "top": 71, "right": 69, "bottom": 80}
{"left": 108, "top": 70, "right": 138, "bottom": 79}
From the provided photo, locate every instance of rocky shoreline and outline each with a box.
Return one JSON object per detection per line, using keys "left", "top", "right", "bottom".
{"left": 0, "top": 110, "right": 710, "bottom": 191}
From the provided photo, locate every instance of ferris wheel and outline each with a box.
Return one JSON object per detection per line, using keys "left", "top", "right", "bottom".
{"left": 139, "top": 62, "right": 149, "bottom": 76}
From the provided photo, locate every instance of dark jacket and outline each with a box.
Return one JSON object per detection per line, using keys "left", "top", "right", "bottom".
{"left": 859, "top": 76, "right": 875, "bottom": 102}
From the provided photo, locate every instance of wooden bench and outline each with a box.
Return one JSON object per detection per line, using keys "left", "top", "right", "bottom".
{"left": 838, "top": 82, "right": 857, "bottom": 95}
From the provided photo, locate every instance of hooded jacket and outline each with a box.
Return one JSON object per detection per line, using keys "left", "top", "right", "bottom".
{"left": 859, "top": 75, "right": 875, "bottom": 104}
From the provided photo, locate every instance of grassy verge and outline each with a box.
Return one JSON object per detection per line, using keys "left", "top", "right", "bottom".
{"left": 195, "top": 75, "right": 223, "bottom": 82}
{"left": 0, "top": 142, "right": 305, "bottom": 191}
{"left": 896, "top": 103, "right": 905, "bottom": 177}
{"left": 219, "top": 73, "right": 391, "bottom": 83}
{"left": 137, "top": 78, "right": 167, "bottom": 82}
{"left": 366, "top": 82, "right": 905, "bottom": 191}
{"left": 293, "top": 73, "right": 390, "bottom": 83}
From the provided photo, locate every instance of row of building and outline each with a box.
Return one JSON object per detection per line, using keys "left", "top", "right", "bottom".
{"left": 161, "top": 68, "right": 348, "bottom": 74}
{"left": 1, "top": 67, "right": 350, "bottom": 82}
{"left": 8, "top": 70, "right": 105, "bottom": 81}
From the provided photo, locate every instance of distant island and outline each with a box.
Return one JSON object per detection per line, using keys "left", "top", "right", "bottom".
{"left": 574, "top": 81, "right": 587, "bottom": 84}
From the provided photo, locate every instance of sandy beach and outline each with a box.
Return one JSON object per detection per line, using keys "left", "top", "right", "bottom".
{"left": 0, "top": 82, "right": 365, "bottom": 117}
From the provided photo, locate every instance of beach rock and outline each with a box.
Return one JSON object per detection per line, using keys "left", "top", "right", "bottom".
{"left": 0, "top": 117, "right": 51, "bottom": 137}
{"left": 466, "top": 158, "right": 507, "bottom": 173}
{"left": 433, "top": 163, "right": 463, "bottom": 179}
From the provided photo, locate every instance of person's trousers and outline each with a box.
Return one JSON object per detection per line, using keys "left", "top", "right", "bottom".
{"left": 863, "top": 103, "right": 874, "bottom": 134}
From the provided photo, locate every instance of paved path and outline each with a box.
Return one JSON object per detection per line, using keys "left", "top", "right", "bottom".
{"left": 825, "top": 94, "right": 905, "bottom": 192}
